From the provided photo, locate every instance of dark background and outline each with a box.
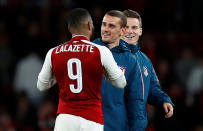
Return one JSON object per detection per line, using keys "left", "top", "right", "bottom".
{"left": 0, "top": 0, "right": 203, "bottom": 130}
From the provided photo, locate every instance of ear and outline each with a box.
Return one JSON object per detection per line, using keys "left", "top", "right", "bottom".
{"left": 68, "top": 26, "right": 71, "bottom": 33}
{"left": 139, "top": 27, "right": 143, "bottom": 36}
{"left": 121, "top": 27, "right": 126, "bottom": 36}
{"left": 87, "top": 21, "right": 92, "bottom": 31}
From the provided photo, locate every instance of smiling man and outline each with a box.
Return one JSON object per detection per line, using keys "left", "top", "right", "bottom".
{"left": 93, "top": 10, "right": 141, "bottom": 131}
{"left": 100, "top": 12, "right": 126, "bottom": 49}
{"left": 121, "top": 9, "right": 174, "bottom": 131}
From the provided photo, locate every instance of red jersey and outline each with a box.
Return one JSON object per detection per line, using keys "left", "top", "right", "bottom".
{"left": 51, "top": 36, "right": 104, "bottom": 124}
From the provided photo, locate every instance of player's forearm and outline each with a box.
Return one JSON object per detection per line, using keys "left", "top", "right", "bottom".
{"left": 107, "top": 74, "right": 127, "bottom": 88}
{"left": 37, "top": 77, "right": 56, "bottom": 91}
{"left": 37, "top": 78, "right": 50, "bottom": 91}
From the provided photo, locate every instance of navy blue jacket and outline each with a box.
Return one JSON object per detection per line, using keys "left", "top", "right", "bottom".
{"left": 94, "top": 38, "right": 140, "bottom": 131}
{"left": 126, "top": 43, "right": 174, "bottom": 131}
{"left": 93, "top": 38, "right": 173, "bottom": 131}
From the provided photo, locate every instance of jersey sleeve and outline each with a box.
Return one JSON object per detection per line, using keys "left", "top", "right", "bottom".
{"left": 100, "top": 46, "right": 126, "bottom": 88}
{"left": 37, "top": 48, "right": 56, "bottom": 91}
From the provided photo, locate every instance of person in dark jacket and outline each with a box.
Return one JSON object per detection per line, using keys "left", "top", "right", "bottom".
{"left": 121, "top": 9, "right": 174, "bottom": 131}
{"left": 94, "top": 10, "right": 141, "bottom": 131}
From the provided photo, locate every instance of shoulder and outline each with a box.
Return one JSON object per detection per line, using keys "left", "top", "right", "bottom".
{"left": 93, "top": 38, "right": 102, "bottom": 44}
{"left": 82, "top": 40, "right": 103, "bottom": 47}
{"left": 138, "top": 51, "right": 152, "bottom": 63}
{"left": 81, "top": 40, "right": 110, "bottom": 52}
{"left": 136, "top": 51, "right": 154, "bottom": 71}
{"left": 48, "top": 47, "right": 56, "bottom": 53}
{"left": 47, "top": 47, "right": 57, "bottom": 56}
{"left": 93, "top": 38, "right": 108, "bottom": 47}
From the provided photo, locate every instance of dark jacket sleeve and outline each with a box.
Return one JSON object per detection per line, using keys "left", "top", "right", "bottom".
{"left": 147, "top": 65, "right": 174, "bottom": 108}
{"left": 125, "top": 61, "right": 148, "bottom": 131}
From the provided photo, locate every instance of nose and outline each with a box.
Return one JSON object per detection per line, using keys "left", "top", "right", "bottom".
{"left": 102, "top": 25, "right": 110, "bottom": 32}
{"left": 127, "top": 28, "right": 133, "bottom": 34}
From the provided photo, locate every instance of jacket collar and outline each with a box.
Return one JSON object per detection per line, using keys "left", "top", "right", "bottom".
{"left": 94, "top": 38, "right": 130, "bottom": 53}
{"left": 127, "top": 42, "right": 140, "bottom": 53}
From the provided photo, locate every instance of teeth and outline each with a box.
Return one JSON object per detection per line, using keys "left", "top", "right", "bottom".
{"left": 103, "top": 33, "right": 110, "bottom": 36}
{"left": 125, "top": 36, "right": 134, "bottom": 38}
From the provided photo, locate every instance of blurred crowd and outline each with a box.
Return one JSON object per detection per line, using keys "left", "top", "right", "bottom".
{"left": 0, "top": 0, "right": 203, "bottom": 131}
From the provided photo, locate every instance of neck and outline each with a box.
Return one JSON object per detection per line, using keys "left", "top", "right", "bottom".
{"left": 72, "top": 34, "right": 89, "bottom": 39}
{"left": 72, "top": 32, "right": 90, "bottom": 40}
{"left": 129, "top": 42, "right": 137, "bottom": 46}
{"left": 70, "top": 27, "right": 90, "bottom": 40}
{"left": 107, "top": 38, "right": 120, "bottom": 49}
{"left": 120, "top": 37, "right": 138, "bottom": 46}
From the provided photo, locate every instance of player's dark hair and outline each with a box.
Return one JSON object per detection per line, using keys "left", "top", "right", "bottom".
{"left": 67, "top": 8, "right": 92, "bottom": 30}
{"left": 123, "top": 9, "right": 142, "bottom": 28}
{"left": 106, "top": 10, "right": 127, "bottom": 28}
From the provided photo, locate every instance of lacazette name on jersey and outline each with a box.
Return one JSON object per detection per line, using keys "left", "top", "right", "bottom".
{"left": 55, "top": 42, "right": 94, "bottom": 54}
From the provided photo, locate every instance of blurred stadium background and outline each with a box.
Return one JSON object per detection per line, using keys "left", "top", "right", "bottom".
{"left": 0, "top": 0, "right": 203, "bottom": 130}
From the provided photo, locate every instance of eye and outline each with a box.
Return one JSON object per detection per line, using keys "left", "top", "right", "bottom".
{"left": 132, "top": 26, "right": 139, "bottom": 30}
{"left": 109, "top": 24, "right": 115, "bottom": 29}
{"left": 102, "top": 22, "right": 106, "bottom": 27}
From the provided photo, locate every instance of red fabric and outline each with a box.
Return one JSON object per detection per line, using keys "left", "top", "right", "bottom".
{"left": 51, "top": 36, "right": 104, "bottom": 124}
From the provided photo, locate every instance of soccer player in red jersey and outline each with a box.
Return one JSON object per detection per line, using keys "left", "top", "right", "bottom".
{"left": 37, "top": 8, "right": 126, "bottom": 131}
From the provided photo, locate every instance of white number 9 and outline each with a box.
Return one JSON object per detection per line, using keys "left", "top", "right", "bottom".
{"left": 67, "top": 58, "right": 83, "bottom": 93}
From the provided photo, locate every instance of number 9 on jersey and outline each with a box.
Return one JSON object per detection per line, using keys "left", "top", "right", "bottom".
{"left": 67, "top": 58, "right": 83, "bottom": 93}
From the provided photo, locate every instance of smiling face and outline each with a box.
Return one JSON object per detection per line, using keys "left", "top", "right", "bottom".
{"left": 101, "top": 15, "right": 123, "bottom": 46}
{"left": 121, "top": 17, "right": 142, "bottom": 45}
